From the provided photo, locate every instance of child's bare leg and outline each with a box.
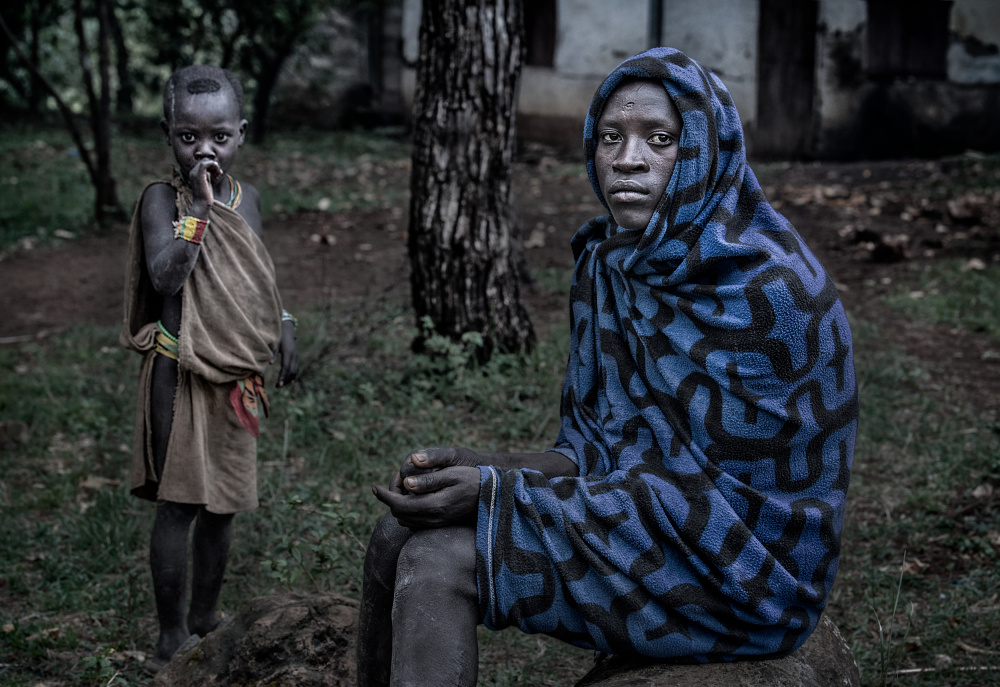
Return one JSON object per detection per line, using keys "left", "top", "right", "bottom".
{"left": 390, "top": 525, "right": 479, "bottom": 687}
{"left": 358, "top": 515, "right": 413, "bottom": 687}
{"left": 149, "top": 354, "right": 195, "bottom": 662}
{"left": 150, "top": 500, "right": 198, "bottom": 661}
{"left": 188, "top": 508, "right": 234, "bottom": 635}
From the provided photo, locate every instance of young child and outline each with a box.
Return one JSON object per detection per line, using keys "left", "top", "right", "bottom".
{"left": 119, "top": 65, "right": 298, "bottom": 671}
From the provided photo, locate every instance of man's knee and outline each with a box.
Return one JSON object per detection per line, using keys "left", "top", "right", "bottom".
{"left": 363, "top": 514, "right": 412, "bottom": 588}
{"left": 394, "top": 526, "right": 476, "bottom": 600}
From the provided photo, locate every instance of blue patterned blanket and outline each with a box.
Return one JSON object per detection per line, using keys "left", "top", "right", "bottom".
{"left": 475, "top": 47, "right": 858, "bottom": 661}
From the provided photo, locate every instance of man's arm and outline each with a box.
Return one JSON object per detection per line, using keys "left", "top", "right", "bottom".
{"left": 372, "top": 447, "right": 578, "bottom": 529}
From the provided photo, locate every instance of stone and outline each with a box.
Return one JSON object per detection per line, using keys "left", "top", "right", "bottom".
{"left": 153, "top": 593, "right": 358, "bottom": 687}
{"left": 573, "top": 615, "right": 860, "bottom": 687}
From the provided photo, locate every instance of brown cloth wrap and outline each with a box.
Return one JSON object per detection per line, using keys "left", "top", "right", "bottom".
{"left": 120, "top": 174, "right": 282, "bottom": 513}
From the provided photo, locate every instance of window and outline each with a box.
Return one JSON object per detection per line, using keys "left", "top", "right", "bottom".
{"left": 524, "top": 0, "right": 556, "bottom": 68}
{"left": 866, "top": 0, "right": 952, "bottom": 80}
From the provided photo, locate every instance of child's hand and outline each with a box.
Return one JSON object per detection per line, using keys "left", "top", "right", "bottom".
{"left": 189, "top": 159, "right": 224, "bottom": 206}
{"left": 275, "top": 319, "right": 299, "bottom": 387}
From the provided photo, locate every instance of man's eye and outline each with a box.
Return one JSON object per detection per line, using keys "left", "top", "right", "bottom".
{"left": 650, "top": 133, "right": 673, "bottom": 145}
{"left": 600, "top": 132, "right": 621, "bottom": 144}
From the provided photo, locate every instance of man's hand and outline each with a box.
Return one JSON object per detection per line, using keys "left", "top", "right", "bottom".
{"left": 398, "top": 446, "right": 480, "bottom": 481}
{"left": 373, "top": 463, "right": 481, "bottom": 529}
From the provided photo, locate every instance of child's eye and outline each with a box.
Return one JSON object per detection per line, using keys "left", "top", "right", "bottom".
{"left": 180, "top": 133, "right": 195, "bottom": 144}
{"left": 215, "top": 133, "right": 230, "bottom": 143}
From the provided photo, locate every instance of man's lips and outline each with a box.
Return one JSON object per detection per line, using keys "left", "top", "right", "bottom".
{"left": 608, "top": 180, "right": 650, "bottom": 196}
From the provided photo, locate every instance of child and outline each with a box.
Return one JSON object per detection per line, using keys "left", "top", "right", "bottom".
{"left": 119, "top": 64, "right": 298, "bottom": 671}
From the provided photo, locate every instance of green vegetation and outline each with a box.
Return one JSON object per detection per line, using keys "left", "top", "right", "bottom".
{"left": 0, "top": 288, "right": 589, "bottom": 685}
{"left": 827, "top": 316, "right": 1000, "bottom": 686}
{"left": 1, "top": 126, "right": 998, "bottom": 684}
{"left": 887, "top": 259, "right": 1000, "bottom": 341}
{"left": 0, "top": 122, "right": 410, "bottom": 251}
{"left": 2, "top": 286, "right": 999, "bottom": 685}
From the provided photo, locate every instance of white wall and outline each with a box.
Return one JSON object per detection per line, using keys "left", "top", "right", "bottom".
{"left": 949, "top": 0, "right": 1000, "bottom": 84}
{"left": 659, "top": 0, "right": 759, "bottom": 128}
{"left": 814, "top": 0, "right": 866, "bottom": 133}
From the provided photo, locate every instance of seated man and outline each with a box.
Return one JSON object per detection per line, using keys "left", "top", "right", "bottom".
{"left": 358, "top": 47, "right": 858, "bottom": 686}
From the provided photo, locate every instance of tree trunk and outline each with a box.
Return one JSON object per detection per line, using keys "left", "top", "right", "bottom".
{"left": 110, "top": 2, "right": 133, "bottom": 115}
{"left": 407, "top": 0, "right": 533, "bottom": 361}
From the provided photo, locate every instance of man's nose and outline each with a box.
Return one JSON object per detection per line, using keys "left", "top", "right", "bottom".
{"left": 613, "top": 138, "right": 647, "bottom": 172}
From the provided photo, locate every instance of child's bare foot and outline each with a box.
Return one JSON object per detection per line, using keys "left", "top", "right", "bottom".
{"left": 187, "top": 611, "right": 223, "bottom": 637}
{"left": 151, "top": 627, "right": 191, "bottom": 666}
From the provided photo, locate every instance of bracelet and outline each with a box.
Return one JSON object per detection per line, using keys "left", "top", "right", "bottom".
{"left": 174, "top": 215, "right": 209, "bottom": 244}
{"left": 281, "top": 309, "right": 298, "bottom": 329}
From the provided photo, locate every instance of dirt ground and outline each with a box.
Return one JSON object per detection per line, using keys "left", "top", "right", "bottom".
{"left": 2, "top": 151, "right": 999, "bottom": 416}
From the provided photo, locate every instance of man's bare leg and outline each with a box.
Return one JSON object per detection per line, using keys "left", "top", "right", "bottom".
{"left": 390, "top": 526, "right": 479, "bottom": 687}
{"left": 358, "top": 515, "right": 413, "bottom": 687}
{"left": 188, "top": 508, "right": 234, "bottom": 636}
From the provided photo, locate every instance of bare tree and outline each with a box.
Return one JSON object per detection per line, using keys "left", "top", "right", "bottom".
{"left": 0, "top": 0, "right": 124, "bottom": 223}
{"left": 407, "top": 0, "right": 534, "bottom": 361}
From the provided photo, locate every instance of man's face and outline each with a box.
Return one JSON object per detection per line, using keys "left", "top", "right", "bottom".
{"left": 594, "top": 80, "right": 682, "bottom": 231}
{"left": 163, "top": 90, "right": 247, "bottom": 179}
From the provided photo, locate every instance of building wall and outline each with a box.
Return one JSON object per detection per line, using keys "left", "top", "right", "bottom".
{"left": 399, "top": 0, "right": 1000, "bottom": 159}
{"left": 949, "top": 0, "right": 1000, "bottom": 84}
{"left": 814, "top": 0, "right": 1000, "bottom": 158}
{"left": 658, "top": 0, "right": 759, "bottom": 132}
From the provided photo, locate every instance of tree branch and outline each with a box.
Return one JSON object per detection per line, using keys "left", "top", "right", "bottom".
{"left": 0, "top": 10, "right": 98, "bottom": 187}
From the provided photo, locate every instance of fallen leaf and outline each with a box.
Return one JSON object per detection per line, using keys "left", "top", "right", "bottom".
{"left": 78, "top": 475, "right": 119, "bottom": 491}
{"left": 525, "top": 229, "right": 547, "bottom": 249}
{"left": 972, "top": 483, "right": 994, "bottom": 499}
{"left": 962, "top": 258, "right": 987, "bottom": 271}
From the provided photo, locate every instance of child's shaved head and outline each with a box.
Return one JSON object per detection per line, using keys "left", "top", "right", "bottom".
{"left": 163, "top": 65, "right": 244, "bottom": 123}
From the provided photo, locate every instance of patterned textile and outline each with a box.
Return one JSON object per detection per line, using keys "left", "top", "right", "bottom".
{"left": 475, "top": 48, "right": 858, "bottom": 662}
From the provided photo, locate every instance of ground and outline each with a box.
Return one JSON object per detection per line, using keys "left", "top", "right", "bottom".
{"left": 2, "top": 147, "right": 1000, "bottom": 684}
{"left": 3, "top": 151, "right": 999, "bottom": 414}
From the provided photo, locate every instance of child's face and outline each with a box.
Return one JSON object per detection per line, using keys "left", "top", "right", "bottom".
{"left": 162, "top": 89, "right": 247, "bottom": 179}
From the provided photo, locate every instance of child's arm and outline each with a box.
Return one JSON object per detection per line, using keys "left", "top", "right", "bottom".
{"left": 276, "top": 318, "right": 299, "bottom": 387}
{"left": 141, "top": 160, "right": 221, "bottom": 295}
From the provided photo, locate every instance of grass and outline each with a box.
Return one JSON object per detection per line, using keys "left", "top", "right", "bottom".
{"left": 827, "top": 314, "right": 1000, "bottom": 686}
{"left": 2, "top": 284, "right": 999, "bottom": 685}
{"left": 0, "top": 121, "right": 410, "bottom": 252}
{"left": 0, "top": 287, "right": 591, "bottom": 685}
{"left": 1, "top": 124, "right": 998, "bottom": 684}
{"left": 886, "top": 260, "right": 1000, "bottom": 341}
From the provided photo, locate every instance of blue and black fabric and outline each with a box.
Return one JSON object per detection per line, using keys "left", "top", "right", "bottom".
{"left": 475, "top": 47, "right": 859, "bottom": 662}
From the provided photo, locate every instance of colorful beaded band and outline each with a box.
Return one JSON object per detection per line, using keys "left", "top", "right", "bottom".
{"left": 281, "top": 309, "right": 298, "bottom": 329}
{"left": 174, "top": 215, "right": 209, "bottom": 244}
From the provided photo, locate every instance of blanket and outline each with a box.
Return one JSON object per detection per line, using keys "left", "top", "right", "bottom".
{"left": 476, "top": 47, "right": 859, "bottom": 661}
{"left": 120, "top": 172, "right": 282, "bottom": 513}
